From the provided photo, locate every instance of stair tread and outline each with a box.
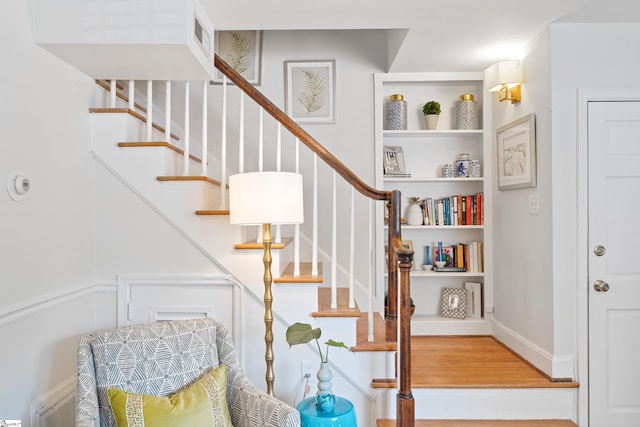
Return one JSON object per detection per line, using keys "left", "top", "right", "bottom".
{"left": 311, "top": 287, "right": 361, "bottom": 318}
{"left": 351, "top": 311, "right": 396, "bottom": 352}
{"left": 117, "top": 141, "right": 202, "bottom": 164}
{"left": 376, "top": 419, "right": 578, "bottom": 427}
{"left": 90, "top": 108, "right": 180, "bottom": 141}
{"left": 157, "top": 175, "right": 222, "bottom": 187}
{"left": 372, "top": 336, "right": 579, "bottom": 389}
{"left": 234, "top": 238, "right": 292, "bottom": 250}
{"left": 195, "top": 210, "right": 230, "bottom": 216}
{"left": 274, "top": 262, "right": 323, "bottom": 283}
{"left": 95, "top": 80, "right": 147, "bottom": 113}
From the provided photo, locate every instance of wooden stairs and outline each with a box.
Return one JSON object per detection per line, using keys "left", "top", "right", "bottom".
{"left": 105, "top": 124, "right": 578, "bottom": 426}
{"left": 92, "top": 84, "right": 579, "bottom": 426}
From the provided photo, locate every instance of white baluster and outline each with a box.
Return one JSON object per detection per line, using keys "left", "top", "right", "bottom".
{"left": 368, "top": 198, "right": 374, "bottom": 342}
{"left": 312, "top": 154, "right": 318, "bottom": 277}
{"left": 331, "top": 170, "right": 337, "bottom": 309}
{"left": 293, "top": 138, "right": 301, "bottom": 277}
{"left": 183, "top": 81, "right": 190, "bottom": 176}
{"left": 257, "top": 107, "right": 264, "bottom": 244}
{"left": 201, "top": 80, "right": 208, "bottom": 176}
{"left": 165, "top": 81, "right": 171, "bottom": 143}
{"left": 220, "top": 76, "right": 227, "bottom": 209}
{"left": 146, "top": 80, "right": 153, "bottom": 141}
{"left": 258, "top": 107, "right": 264, "bottom": 172}
{"left": 349, "top": 187, "right": 355, "bottom": 309}
{"left": 238, "top": 92, "right": 244, "bottom": 174}
{"left": 110, "top": 80, "right": 116, "bottom": 108}
{"left": 275, "top": 123, "right": 282, "bottom": 244}
{"left": 128, "top": 80, "right": 134, "bottom": 110}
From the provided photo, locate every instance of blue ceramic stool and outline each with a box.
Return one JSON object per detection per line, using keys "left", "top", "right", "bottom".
{"left": 297, "top": 396, "right": 357, "bottom": 426}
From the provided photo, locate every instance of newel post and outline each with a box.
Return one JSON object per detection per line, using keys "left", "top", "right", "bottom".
{"left": 396, "top": 246, "right": 415, "bottom": 427}
{"left": 385, "top": 190, "right": 401, "bottom": 342}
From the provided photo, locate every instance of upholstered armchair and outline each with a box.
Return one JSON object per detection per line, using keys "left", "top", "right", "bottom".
{"left": 76, "top": 317, "right": 300, "bottom": 426}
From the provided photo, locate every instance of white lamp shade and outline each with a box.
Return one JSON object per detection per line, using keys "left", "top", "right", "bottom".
{"left": 229, "top": 171, "right": 304, "bottom": 225}
{"left": 486, "top": 60, "right": 522, "bottom": 92}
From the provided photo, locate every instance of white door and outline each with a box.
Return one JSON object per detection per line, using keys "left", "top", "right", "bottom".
{"left": 589, "top": 101, "right": 640, "bottom": 426}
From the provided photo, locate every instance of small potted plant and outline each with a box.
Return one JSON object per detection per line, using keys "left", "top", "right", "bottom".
{"left": 422, "top": 100, "right": 441, "bottom": 130}
{"left": 286, "top": 322, "right": 349, "bottom": 412}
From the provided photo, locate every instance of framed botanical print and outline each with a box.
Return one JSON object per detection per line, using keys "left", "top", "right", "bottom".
{"left": 284, "top": 60, "right": 335, "bottom": 123}
{"left": 214, "top": 30, "right": 262, "bottom": 85}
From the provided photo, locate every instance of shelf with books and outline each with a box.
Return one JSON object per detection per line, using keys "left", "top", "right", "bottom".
{"left": 385, "top": 225, "right": 484, "bottom": 230}
{"left": 384, "top": 271, "right": 485, "bottom": 278}
{"left": 374, "top": 71, "right": 491, "bottom": 336}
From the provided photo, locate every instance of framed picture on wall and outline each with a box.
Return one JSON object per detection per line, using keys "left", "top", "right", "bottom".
{"left": 496, "top": 113, "right": 537, "bottom": 190}
{"left": 214, "top": 30, "right": 262, "bottom": 85}
{"left": 284, "top": 60, "right": 336, "bottom": 123}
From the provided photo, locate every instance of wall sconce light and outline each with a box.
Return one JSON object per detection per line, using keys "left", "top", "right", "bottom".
{"left": 486, "top": 60, "right": 522, "bottom": 104}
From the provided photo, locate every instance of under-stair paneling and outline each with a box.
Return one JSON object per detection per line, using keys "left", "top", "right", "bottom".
{"left": 94, "top": 162, "right": 227, "bottom": 278}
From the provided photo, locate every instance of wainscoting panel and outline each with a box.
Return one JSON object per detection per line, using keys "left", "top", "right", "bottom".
{"left": 117, "top": 275, "right": 240, "bottom": 335}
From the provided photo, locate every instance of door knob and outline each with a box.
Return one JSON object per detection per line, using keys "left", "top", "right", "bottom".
{"left": 593, "top": 280, "right": 610, "bottom": 292}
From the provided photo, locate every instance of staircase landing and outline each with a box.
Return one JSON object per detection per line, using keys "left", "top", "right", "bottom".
{"left": 375, "top": 336, "right": 578, "bottom": 426}
{"left": 373, "top": 336, "right": 578, "bottom": 389}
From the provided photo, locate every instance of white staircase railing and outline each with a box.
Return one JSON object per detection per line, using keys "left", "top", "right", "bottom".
{"left": 101, "top": 75, "right": 384, "bottom": 343}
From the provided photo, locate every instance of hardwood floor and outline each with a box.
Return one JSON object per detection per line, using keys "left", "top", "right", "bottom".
{"left": 409, "top": 336, "right": 578, "bottom": 389}
{"left": 372, "top": 336, "right": 578, "bottom": 389}
{"left": 375, "top": 336, "right": 579, "bottom": 427}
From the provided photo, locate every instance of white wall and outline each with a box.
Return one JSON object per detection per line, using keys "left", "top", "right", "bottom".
{"left": 489, "top": 29, "right": 556, "bottom": 376}
{"left": 492, "top": 22, "right": 640, "bottom": 381}
{"left": 0, "top": 1, "right": 97, "bottom": 422}
{"left": 549, "top": 22, "right": 640, "bottom": 373}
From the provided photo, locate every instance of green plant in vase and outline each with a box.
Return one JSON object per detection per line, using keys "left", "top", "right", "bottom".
{"left": 286, "top": 322, "right": 349, "bottom": 412}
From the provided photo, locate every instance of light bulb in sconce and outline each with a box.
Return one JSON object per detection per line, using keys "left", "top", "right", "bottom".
{"left": 486, "top": 60, "right": 523, "bottom": 104}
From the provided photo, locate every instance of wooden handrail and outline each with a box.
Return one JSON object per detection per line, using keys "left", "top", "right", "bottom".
{"left": 214, "top": 54, "right": 389, "bottom": 202}
{"left": 214, "top": 54, "right": 414, "bottom": 424}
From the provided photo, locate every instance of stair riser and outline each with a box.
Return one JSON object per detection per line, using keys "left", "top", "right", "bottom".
{"left": 157, "top": 181, "right": 220, "bottom": 210}
{"left": 375, "top": 388, "right": 577, "bottom": 421}
{"left": 91, "top": 113, "right": 203, "bottom": 176}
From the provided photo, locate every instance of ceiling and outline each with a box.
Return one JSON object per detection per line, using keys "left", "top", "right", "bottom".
{"left": 203, "top": 0, "right": 640, "bottom": 72}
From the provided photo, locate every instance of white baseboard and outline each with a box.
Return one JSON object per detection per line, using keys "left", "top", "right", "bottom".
{"left": 492, "top": 318, "right": 576, "bottom": 380}
{"left": 30, "top": 376, "right": 76, "bottom": 427}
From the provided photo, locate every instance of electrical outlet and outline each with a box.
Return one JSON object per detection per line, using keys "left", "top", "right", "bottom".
{"left": 301, "top": 360, "right": 315, "bottom": 382}
{"left": 529, "top": 194, "right": 540, "bottom": 214}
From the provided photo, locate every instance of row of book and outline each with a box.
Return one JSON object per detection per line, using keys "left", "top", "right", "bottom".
{"left": 430, "top": 241, "right": 484, "bottom": 273}
{"left": 419, "top": 193, "right": 483, "bottom": 226}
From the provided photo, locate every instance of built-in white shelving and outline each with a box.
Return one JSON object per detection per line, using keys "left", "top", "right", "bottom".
{"left": 374, "top": 72, "right": 492, "bottom": 336}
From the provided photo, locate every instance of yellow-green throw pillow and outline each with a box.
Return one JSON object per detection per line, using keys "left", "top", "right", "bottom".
{"left": 107, "top": 364, "right": 233, "bottom": 427}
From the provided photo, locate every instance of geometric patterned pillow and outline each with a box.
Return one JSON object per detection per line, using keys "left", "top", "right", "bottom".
{"left": 107, "top": 364, "right": 232, "bottom": 427}
{"left": 91, "top": 318, "right": 220, "bottom": 427}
